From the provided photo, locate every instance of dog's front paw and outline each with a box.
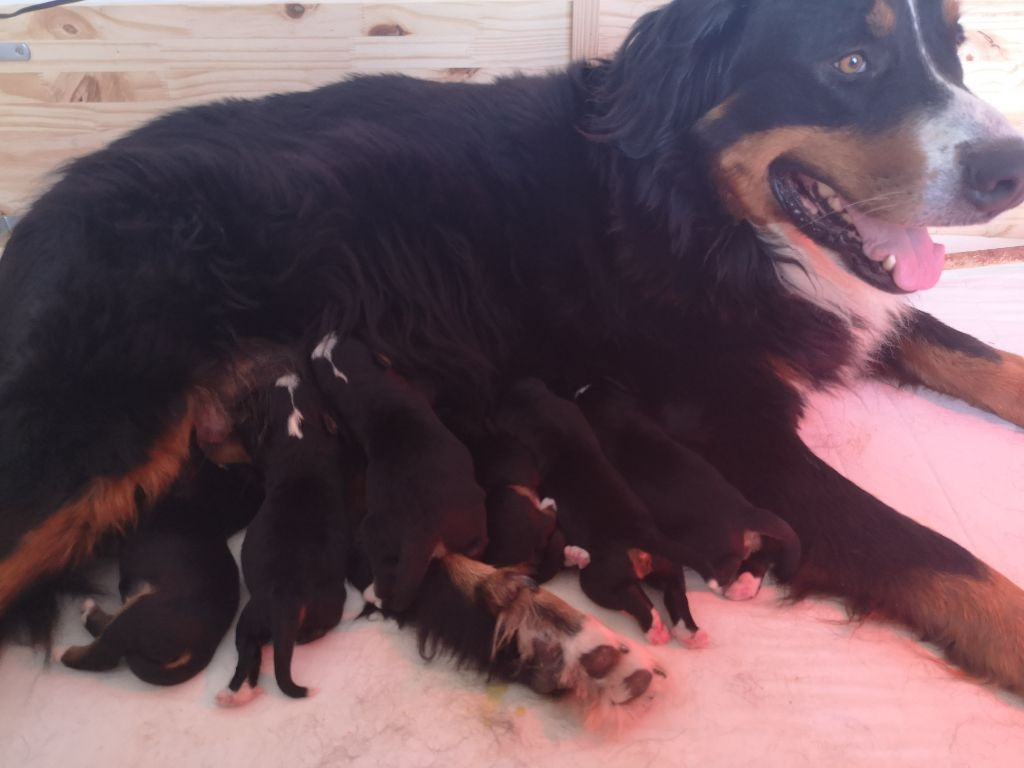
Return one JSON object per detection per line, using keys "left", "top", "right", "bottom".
{"left": 485, "top": 569, "right": 666, "bottom": 713}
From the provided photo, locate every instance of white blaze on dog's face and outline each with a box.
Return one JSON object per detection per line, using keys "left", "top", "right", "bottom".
{"left": 697, "top": 0, "right": 1024, "bottom": 345}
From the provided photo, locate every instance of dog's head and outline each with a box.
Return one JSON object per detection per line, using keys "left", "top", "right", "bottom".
{"left": 592, "top": 0, "right": 1024, "bottom": 300}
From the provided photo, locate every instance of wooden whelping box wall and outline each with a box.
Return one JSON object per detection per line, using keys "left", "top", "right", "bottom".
{"left": 2, "top": 0, "right": 1024, "bottom": 238}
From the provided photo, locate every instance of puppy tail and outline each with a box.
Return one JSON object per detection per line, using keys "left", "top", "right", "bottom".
{"left": 271, "top": 598, "right": 308, "bottom": 699}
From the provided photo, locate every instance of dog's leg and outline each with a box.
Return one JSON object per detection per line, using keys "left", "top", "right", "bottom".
{"left": 698, "top": 412, "right": 1024, "bottom": 697}
{"left": 877, "top": 309, "right": 1024, "bottom": 427}
{"left": 217, "top": 601, "right": 265, "bottom": 707}
{"left": 577, "top": 550, "right": 670, "bottom": 646}
{"left": 81, "top": 598, "right": 115, "bottom": 638}
{"left": 412, "top": 554, "right": 666, "bottom": 713}
{"left": 647, "top": 561, "right": 708, "bottom": 649}
{"left": 0, "top": 405, "right": 194, "bottom": 617}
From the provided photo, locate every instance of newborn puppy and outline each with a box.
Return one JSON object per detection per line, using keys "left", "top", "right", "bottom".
{"left": 471, "top": 431, "right": 567, "bottom": 584}
{"left": 309, "top": 334, "right": 487, "bottom": 613}
{"left": 576, "top": 380, "right": 802, "bottom": 603}
{"left": 218, "top": 366, "right": 355, "bottom": 705}
{"left": 492, "top": 378, "right": 694, "bottom": 645}
{"left": 60, "top": 453, "right": 262, "bottom": 684}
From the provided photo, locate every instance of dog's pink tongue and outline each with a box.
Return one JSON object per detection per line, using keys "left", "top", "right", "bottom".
{"left": 846, "top": 208, "right": 946, "bottom": 292}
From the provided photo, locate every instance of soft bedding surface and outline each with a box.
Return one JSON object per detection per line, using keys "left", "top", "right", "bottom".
{"left": 1, "top": 264, "right": 1022, "bottom": 768}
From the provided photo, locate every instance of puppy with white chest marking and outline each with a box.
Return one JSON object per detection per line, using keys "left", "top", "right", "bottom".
{"left": 468, "top": 430, "right": 567, "bottom": 584}
{"left": 60, "top": 452, "right": 262, "bottom": 685}
{"left": 217, "top": 365, "right": 357, "bottom": 704}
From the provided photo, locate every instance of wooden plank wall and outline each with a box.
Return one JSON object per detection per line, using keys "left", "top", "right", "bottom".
{"left": 2, "top": 0, "right": 1023, "bottom": 237}
{"left": 0, "top": 0, "right": 573, "bottom": 214}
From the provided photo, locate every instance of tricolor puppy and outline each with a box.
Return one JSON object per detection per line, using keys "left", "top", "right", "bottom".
{"left": 309, "top": 334, "right": 488, "bottom": 612}
{"left": 492, "top": 378, "right": 699, "bottom": 645}
{"left": 577, "top": 380, "right": 801, "bottom": 603}
{"left": 469, "top": 431, "right": 567, "bottom": 584}
{"left": 218, "top": 367, "right": 355, "bottom": 704}
{"left": 60, "top": 454, "right": 261, "bottom": 685}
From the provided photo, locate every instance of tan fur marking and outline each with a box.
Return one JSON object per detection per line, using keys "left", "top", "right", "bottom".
{"left": 0, "top": 403, "right": 194, "bottom": 613}
{"left": 164, "top": 651, "right": 192, "bottom": 670}
{"left": 442, "top": 553, "right": 585, "bottom": 629}
{"left": 894, "top": 566, "right": 1024, "bottom": 694}
{"left": 900, "top": 343, "right": 1024, "bottom": 426}
{"left": 868, "top": 0, "right": 896, "bottom": 37}
{"left": 628, "top": 548, "right": 653, "bottom": 579}
{"left": 713, "top": 124, "right": 927, "bottom": 227}
{"left": 943, "top": 0, "right": 961, "bottom": 26}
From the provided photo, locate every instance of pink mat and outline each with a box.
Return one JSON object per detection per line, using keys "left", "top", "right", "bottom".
{"left": 1, "top": 265, "right": 1022, "bottom": 768}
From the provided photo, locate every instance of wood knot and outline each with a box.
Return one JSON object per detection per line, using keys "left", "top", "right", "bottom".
{"left": 285, "top": 3, "right": 305, "bottom": 19}
{"left": 62, "top": 23, "right": 78, "bottom": 35}
{"left": 369, "top": 23, "right": 409, "bottom": 37}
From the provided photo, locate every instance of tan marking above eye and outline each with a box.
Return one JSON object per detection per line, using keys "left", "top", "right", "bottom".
{"left": 868, "top": 0, "right": 896, "bottom": 37}
{"left": 944, "top": 0, "right": 962, "bottom": 27}
{"left": 835, "top": 52, "right": 869, "bottom": 75}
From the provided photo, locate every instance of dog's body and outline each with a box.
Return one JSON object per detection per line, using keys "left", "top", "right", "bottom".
{"left": 3, "top": 0, "right": 1024, "bottom": 708}
{"left": 220, "top": 369, "right": 354, "bottom": 703}
{"left": 60, "top": 457, "right": 261, "bottom": 685}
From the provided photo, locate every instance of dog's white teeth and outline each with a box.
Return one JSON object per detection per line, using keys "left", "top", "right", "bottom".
{"left": 826, "top": 196, "right": 843, "bottom": 212}
{"left": 882, "top": 254, "right": 897, "bottom": 273}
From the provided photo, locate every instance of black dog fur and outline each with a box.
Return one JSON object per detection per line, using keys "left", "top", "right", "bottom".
{"left": 2, "top": 0, "right": 1024, "bottom": 702}
{"left": 220, "top": 367, "right": 355, "bottom": 703}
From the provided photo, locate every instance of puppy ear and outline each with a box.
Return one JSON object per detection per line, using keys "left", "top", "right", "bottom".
{"left": 747, "top": 508, "right": 802, "bottom": 582}
{"left": 587, "top": 0, "right": 746, "bottom": 161}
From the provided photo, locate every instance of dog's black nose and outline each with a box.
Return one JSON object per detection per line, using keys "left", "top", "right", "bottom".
{"left": 963, "top": 138, "right": 1024, "bottom": 216}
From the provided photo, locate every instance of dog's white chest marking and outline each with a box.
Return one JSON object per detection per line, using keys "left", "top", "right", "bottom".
{"left": 275, "top": 374, "right": 305, "bottom": 439}
{"left": 311, "top": 332, "right": 349, "bottom": 382}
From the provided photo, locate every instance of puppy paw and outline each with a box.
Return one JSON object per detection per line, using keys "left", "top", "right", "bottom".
{"left": 539, "top": 497, "right": 558, "bottom": 514}
{"left": 215, "top": 684, "right": 263, "bottom": 708}
{"left": 563, "top": 545, "right": 591, "bottom": 569}
{"left": 723, "top": 572, "right": 762, "bottom": 601}
{"left": 80, "top": 598, "right": 97, "bottom": 623}
{"left": 672, "top": 624, "right": 710, "bottom": 649}
{"left": 644, "top": 609, "right": 671, "bottom": 646}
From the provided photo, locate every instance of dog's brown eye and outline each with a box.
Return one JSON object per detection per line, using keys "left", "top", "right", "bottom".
{"left": 835, "top": 52, "right": 868, "bottom": 75}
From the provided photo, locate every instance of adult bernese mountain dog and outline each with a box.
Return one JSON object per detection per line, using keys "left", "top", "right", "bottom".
{"left": 2, "top": 0, "right": 1024, "bottom": 709}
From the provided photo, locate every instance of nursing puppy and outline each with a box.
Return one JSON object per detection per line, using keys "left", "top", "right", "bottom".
{"left": 218, "top": 367, "right": 354, "bottom": 705}
{"left": 308, "top": 333, "right": 487, "bottom": 612}
{"left": 471, "top": 431, "right": 567, "bottom": 584}
{"left": 492, "top": 378, "right": 697, "bottom": 645}
{"left": 60, "top": 454, "right": 261, "bottom": 685}
{"left": 576, "top": 380, "right": 801, "bottom": 602}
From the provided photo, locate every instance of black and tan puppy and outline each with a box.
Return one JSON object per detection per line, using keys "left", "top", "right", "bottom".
{"left": 217, "top": 367, "right": 355, "bottom": 705}
{"left": 470, "top": 431, "right": 567, "bottom": 584}
{"left": 59, "top": 452, "right": 262, "bottom": 685}
{"left": 576, "top": 380, "right": 801, "bottom": 605}
{"left": 309, "top": 334, "right": 487, "bottom": 612}
{"left": 492, "top": 378, "right": 699, "bottom": 646}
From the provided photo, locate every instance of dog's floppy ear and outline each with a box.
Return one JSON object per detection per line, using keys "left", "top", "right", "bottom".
{"left": 588, "top": 0, "right": 746, "bottom": 161}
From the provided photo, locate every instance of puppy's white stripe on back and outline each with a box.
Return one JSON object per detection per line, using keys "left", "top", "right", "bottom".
{"left": 275, "top": 373, "right": 305, "bottom": 439}
{"left": 311, "top": 332, "right": 350, "bottom": 382}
